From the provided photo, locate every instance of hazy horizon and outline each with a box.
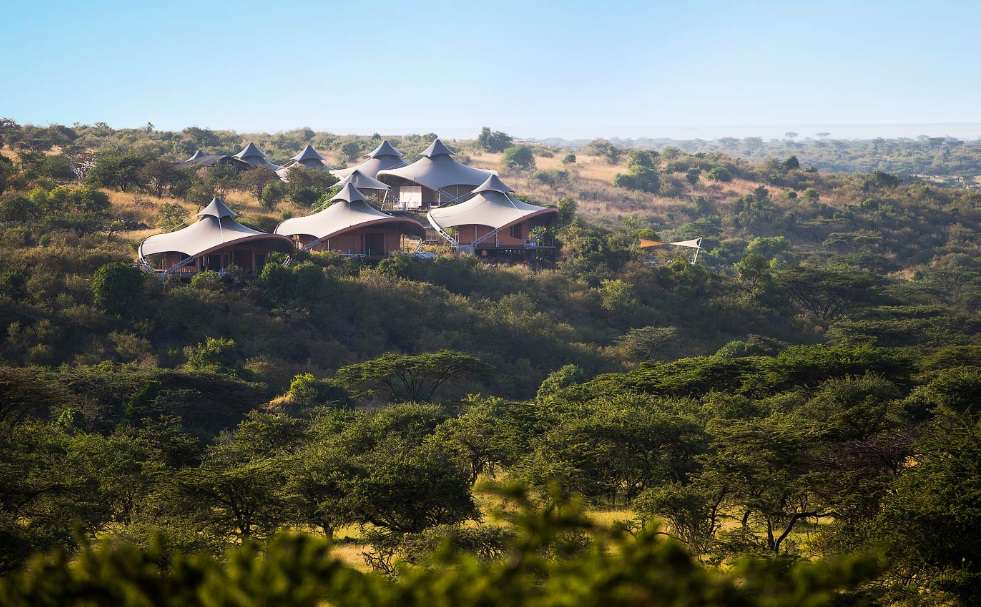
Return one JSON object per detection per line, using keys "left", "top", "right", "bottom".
{"left": 6, "top": 118, "right": 981, "bottom": 143}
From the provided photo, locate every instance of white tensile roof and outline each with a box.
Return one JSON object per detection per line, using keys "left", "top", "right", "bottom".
{"left": 139, "top": 197, "right": 291, "bottom": 259}
{"left": 275, "top": 183, "right": 423, "bottom": 243}
{"left": 333, "top": 169, "right": 390, "bottom": 192}
{"left": 427, "top": 175, "right": 557, "bottom": 231}
{"left": 331, "top": 140, "right": 406, "bottom": 179}
{"left": 377, "top": 137, "right": 493, "bottom": 191}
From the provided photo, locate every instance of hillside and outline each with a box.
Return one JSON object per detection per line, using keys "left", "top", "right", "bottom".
{"left": 1, "top": 120, "right": 980, "bottom": 605}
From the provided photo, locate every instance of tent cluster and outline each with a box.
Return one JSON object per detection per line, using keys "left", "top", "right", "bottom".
{"left": 151, "top": 137, "right": 561, "bottom": 274}
{"left": 183, "top": 143, "right": 283, "bottom": 172}
{"left": 183, "top": 142, "right": 328, "bottom": 182}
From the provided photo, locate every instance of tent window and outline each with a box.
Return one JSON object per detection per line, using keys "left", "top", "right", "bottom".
{"left": 509, "top": 224, "right": 522, "bottom": 239}
{"left": 399, "top": 186, "right": 423, "bottom": 209}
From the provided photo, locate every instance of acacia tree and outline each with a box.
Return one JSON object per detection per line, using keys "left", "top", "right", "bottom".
{"left": 776, "top": 265, "right": 886, "bottom": 323}
{"left": 333, "top": 350, "right": 492, "bottom": 403}
{"left": 239, "top": 166, "right": 276, "bottom": 202}
{"left": 478, "top": 127, "right": 513, "bottom": 153}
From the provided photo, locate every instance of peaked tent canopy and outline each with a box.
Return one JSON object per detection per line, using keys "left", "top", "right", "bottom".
{"left": 334, "top": 169, "right": 390, "bottom": 192}
{"left": 275, "top": 183, "right": 424, "bottom": 248}
{"left": 332, "top": 139, "right": 406, "bottom": 179}
{"left": 138, "top": 197, "right": 292, "bottom": 265}
{"left": 290, "top": 144, "right": 325, "bottom": 164}
{"left": 277, "top": 145, "right": 329, "bottom": 181}
{"left": 197, "top": 196, "right": 236, "bottom": 219}
{"left": 377, "top": 137, "right": 494, "bottom": 192}
{"left": 428, "top": 175, "right": 557, "bottom": 232}
{"left": 234, "top": 142, "right": 281, "bottom": 171}
{"left": 183, "top": 150, "right": 249, "bottom": 169}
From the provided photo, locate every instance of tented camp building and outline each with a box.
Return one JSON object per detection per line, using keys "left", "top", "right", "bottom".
{"left": 331, "top": 140, "right": 406, "bottom": 180}
{"left": 427, "top": 175, "right": 558, "bottom": 258}
{"left": 377, "top": 138, "right": 494, "bottom": 210}
{"left": 277, "top": 145, "right": 329, "bottom": 181}
{"left": 332, "top": 169, "right": 390, "bottom": 205}
{"left": 138, "top": 197, "right": 292, "bottom": 275}
{"left": 275, "top": 183, "right": 424, "bottom": 256}
{"left": 183, "top": 150, "right": 250, "bottom": 170}
{"left": 233, "top": 142, "right": 281, "bottom": 171}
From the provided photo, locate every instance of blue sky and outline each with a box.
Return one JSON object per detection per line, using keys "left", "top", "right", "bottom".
{"left": 2, "top": 0, "right": 980, "bottom": 139}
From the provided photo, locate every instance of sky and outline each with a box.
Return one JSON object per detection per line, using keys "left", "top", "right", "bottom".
{"left": 2, "top": 0, "right": 981, "bottom": 140}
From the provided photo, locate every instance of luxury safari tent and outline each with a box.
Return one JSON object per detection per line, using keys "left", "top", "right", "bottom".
{"left": 377, "top": 138, "right": 494, "bottom": 210}
{"left": 427, "top": 175, "right": 558, "bottom": 259}
{"left": 233, "top": 142, "right": 281, "bottom": 171}
{"left": 138, "top": 197, "right": 292, "bottom": 275}
{"left": 332, "top": 169, "right": 389, "bottom": 204}
{"left": 183, "top": 150, "right": 250, "bottom": 170}
{"left": 276, "top": 144, "right": 329, "bottom": 180}
{"left": 331, "top": 140, "right": 406, "bottom": 180}
{"left": 275, "top": 183, "right": 424, "bottom": 256}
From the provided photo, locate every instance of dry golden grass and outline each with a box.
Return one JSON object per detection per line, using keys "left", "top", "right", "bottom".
{"left": 1, "top": 146, "right": 20, "bottom": 163}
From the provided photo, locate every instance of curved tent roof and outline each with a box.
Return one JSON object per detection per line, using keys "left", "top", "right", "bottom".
{"left": 334, "top": 169, "right": 390, "bottom": 192}
{"left": 234, "top": 142, "right": 281, "bottom": 170}
{"left": 377, "top": 137, "right": 493, "bottom": 191}
{"left": 139, "top": 197, "right": 291, "bottom": 260}
{"left": 275, "top": 183, "right": 423, "bottom": 244}
{"left": 332, "top": 140, "right": 406, "bottom": 179}
{"left": 183, "top": 150, "right": 248, "bottom": 169}
{"left": 427, "top": 176, "right": 557, "bottom": 231}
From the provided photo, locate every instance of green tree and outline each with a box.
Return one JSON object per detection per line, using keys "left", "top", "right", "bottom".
{"left": 333, "top": 350, "right": 492, "bottom": 403}
{"left": 157, "top": 202, "right": 187, "bottom": 232}
{"left": 340, "top": 141, "right": 361, "bottom": 162}
{"left": 503, "top": 145, "right": 535, "bottom": 170}
{"left": 91, "top": 263, "right": 145, "bottom": 316}
{"left": 182, "top": 337, "right": 241, "bottom": 376}
{"left": 478, "top": 127, "right": 514, "bottom": 153}
{"left": 239, "top": 166, "right": 276, "bottom": 202}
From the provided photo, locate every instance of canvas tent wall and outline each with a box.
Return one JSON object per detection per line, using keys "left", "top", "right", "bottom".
{"left": 138, "top": 197, "right": 292, "bottom": 275}
{"left": 377, "top": 138, "right": 494, "bottom": 210}
{"left": 275, "top": 183, "right": 424, "bottom": 256}
{"left": 331, "top": 140, "right": 406, "bottom": 180}
{"left": 427, "top": 175, "right": 557, "bottom": 249}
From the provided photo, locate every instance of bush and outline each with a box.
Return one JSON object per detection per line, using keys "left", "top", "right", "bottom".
{"left": 502, "top": 145, "right": 535, "bottom": 170}
{"left": 706, "top": 166, "right": 733, "bottom": 182}
{"left": 91, "top": 262, "right": 144, "bottom": 315}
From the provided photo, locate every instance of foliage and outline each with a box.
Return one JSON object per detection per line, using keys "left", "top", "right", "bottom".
{"left": 333, "top": 350, "right": 492, "bottom": 403}
{"left": 477, "top": 127, "right": 513, "bottom": 153}
{"left": 502, "top": 145, "right": 535, "bottom": 170}
{"left": 0, "top": 485, "right": 881, "bottom": 607}
{"left": 91, "top": 262, "right": 145, "bottom": 315}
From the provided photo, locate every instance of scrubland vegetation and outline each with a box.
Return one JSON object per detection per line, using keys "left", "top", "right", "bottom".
{"left": 1, "top": 119, "right": 979, "bottom": 605}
